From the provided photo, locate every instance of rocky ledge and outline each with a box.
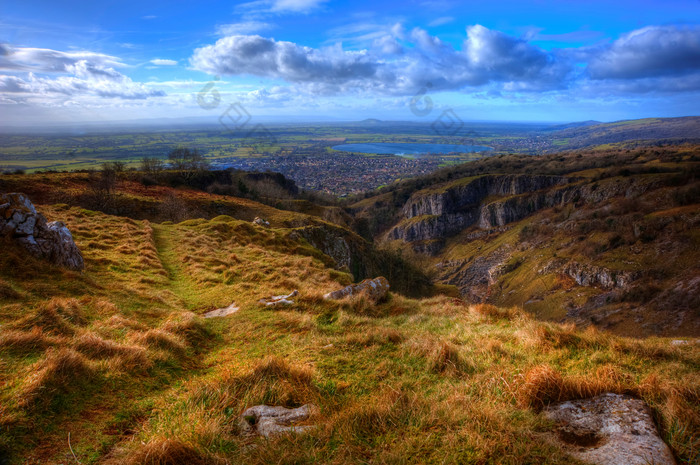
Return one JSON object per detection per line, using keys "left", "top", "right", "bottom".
{"left": 0, "top": 193, "right": 84, "bottom": 270}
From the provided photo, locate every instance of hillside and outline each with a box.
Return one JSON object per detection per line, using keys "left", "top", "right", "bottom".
{"left": 351, "top": 145, "right": 700, "bottom": 337}
{"left": 546, "top": 117, "right": 700, "bottom": 151}
{"left": 0, "top": 192, "right": 698, "bottom": 464}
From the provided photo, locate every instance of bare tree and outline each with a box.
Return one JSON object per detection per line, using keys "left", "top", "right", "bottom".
{"left": 168, "top": 147, "right": 209, "bottom": 179}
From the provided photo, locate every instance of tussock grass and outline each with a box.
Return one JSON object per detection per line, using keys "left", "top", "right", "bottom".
{"left": 344, "top": 327, "right": 405, "bottom": 347}
{"left": 122, "top": 438, "right": 211, "bottom": 465}
{"left": 0, "top": 279, "right": 22, "bottom": 299}
{"left": 0, "top": 327, "right": 59, "bottom": 354}
{"left": 19, "top": 348, "right": 97, "bottom": 410}
{"left": 517, "top": 364, "right": 634, "bottom": 410}
{"left": 471, "top": 303, "right": 524, "bottom": 321}
{"left": 73, "top": 331, "right": 152, "bottom": 372}
{"left": 132, "top": 329, "right": 187, "bottom": 358}
{"left": 15, "top": 299, "right": 85, "bottom": 336}
{"left": 160, "top": 312, "right": 210, "bottom": 346}
{"left": 408, "top": 338, "right": 476, "bottom": 376}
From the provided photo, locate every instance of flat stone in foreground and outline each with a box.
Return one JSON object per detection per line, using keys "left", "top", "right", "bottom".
{"left": 203, "top": 303, "right": 239, "bottom": 318}
{"left": 239, "top": 404, "right": 318, "bottom": 437}
{"left": 544, "top": 393, "right": 675, "bottom": 465}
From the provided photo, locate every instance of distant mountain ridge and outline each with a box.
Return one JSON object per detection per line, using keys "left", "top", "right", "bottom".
{"left": 546, "top": 116, "right": 700, "bottom": 150}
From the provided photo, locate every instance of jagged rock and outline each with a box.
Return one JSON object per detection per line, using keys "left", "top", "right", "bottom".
{"left": 0, "top": 193, "right": 84, "bottom": 270}
{"left": 437, "top": 247, "right": 512, "bottom": 303}
{"left": 544, "top": 393, "right": 676, "bottom": 465}
{"left": 203, "top": 303, "right": 239, "bottom": 318}
{"left": 253, "top": 217, "right": 270, "bottom": 228}
{"left": 387, "top": 175, "right": 577, "bottom": 247}
{"left": 239, "top": 404, "right": 318, "bottom": 437}
{"left": 295, "top": 225, "right": 353, "bottom": 270}
{"left": 259, "top": 290, "right": 298, "bottom": 306}
{"left": 324, "top": 277, "right": 389, "bottom": 302}
{"left": 562, "top": 262, "right": 639, "bottom": 289}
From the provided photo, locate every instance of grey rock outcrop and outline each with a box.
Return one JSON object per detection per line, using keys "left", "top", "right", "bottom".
{"left": 544, "top": 393, "right": 675, "bottom": 465}
{"left": 562, "top": 262, "right": 640, "bottom": 289}
{"left": 324, "top": 277, "right": 390, "bottom": 302}
{"left": 386, "top": 174, "right": 655, "bottom": 250}
{"left": 239, "top": 404, "right": 318, "bottom": 437}
{"left": 0, "top": 193, "right": 84, "bottom": 270}
{"left": 387, "top": 175, "right": 577, "bottom": 247}
{"left": 253, "top": 217, "right": 270, "bottom": 228}
{"left": 295, "top": 225, "right": 354, "bottom": 270}
{"left": 437, "top": 247, "right": 512, "bottom": 303}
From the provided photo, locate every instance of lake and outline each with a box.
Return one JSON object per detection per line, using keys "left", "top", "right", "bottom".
{"left": 332, "top": 142, "right": 493, "bottom": 157}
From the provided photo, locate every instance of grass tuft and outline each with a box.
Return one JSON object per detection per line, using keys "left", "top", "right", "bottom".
{"left": 0, "top": 327, "right": 57, "bottom": 354}
{"left": 160, "top": 312, "right": 211, "bottom": 346}
{"left": 125, "top": 438, "right": 211, "bottom": 465}
{"left": 19, "top": 348, "right": 97, "bottom": 410}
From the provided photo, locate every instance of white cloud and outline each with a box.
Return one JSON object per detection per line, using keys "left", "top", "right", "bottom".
{"left": 587, "top": 25, "right": 700, "bottom": 80}
{"left": 270, "top": 0, "right": 327, "bottom": 12}
{"left": 0, "top": 45, "right": 165, "bottom": 100}
{"left": 217, "top": 21, "right": 274, "bottom": 36}
{"left": 428, "top": 17, "right": 454, "bottom": 27}
{"left": 236, "top": 0, "right": 327, "bottom": 14}
{"left": 150, "top": 58, "right": 178, "bottom": 66}
{"left": 190, "top": 25, "right": 570, "bottom": 95}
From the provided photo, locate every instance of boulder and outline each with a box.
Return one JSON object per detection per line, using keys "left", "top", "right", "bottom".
{"left": 544, "top": 393, "right": 675, "bottom": 465}
{"left": 324, "top": 277, "right": 389, "bottom": 302}
{"left": 253, "top": 217, "right": 270, "bottom": 228}
{"left": 0, "top": 193, "right": 84, "bottom": 271}
{"left": 239, "top": 404, "right": 318, "bottom": 437}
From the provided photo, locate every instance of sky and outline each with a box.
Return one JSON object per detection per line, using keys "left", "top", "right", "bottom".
{"left": 1, "top": 0, "right": 700, "bottom": 126}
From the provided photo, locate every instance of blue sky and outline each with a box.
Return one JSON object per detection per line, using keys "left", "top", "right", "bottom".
{"left": 1, "top": 0, "right": 700, "bottom": 125}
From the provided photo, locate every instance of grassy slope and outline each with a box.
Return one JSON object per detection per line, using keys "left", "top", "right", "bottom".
{"left": 0, "top": 201, "right": 698, "bottom": 464}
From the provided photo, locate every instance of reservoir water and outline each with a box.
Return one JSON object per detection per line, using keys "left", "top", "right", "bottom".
{"left": 332, "top": 142, "right": 493, "bottom": 157}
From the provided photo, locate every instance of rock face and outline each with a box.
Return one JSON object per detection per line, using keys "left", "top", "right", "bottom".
{"left": 239, "top": 404, "right": 318, "bottom": 437}
{"left": 437, "top": 248, "right": 512, "bottom": 303}
{"left": 562, "top": 262, "right": 640, "bottom": 290}
{"left": 544, "top": 393, "right": 676, "bottom": 465}
{"left": 295, "top": 225, "right": 354, "bottom": 270}
{"left": 387, "top": 175, "right": 577, "bottom": 249}
{"left": 324, "top": 277, "right": 390, "bottom": 302}
{"left": 0, "top": 193, "right": 84, "bottom": 270}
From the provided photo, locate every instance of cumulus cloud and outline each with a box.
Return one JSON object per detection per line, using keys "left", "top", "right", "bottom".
{"left": 587, "top": 25, "right": 700, "bottom": 80}
{"left": 150, "top": 58, "right": 178, "bottom": 66}
{"left": 190, "top": 24, "right": 571, "bottom": 95}
{"left": 0, "top": 45, "right": 164, "bottom": 100}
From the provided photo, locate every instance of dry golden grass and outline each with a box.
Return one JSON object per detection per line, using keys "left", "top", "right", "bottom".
{"left": 1, "top": 199, "right": 699, "bottom": 464}
{"left": 407, "top": 338, "right": 476, "bottom": 376}
{"left": 73, "top": 331, "right": 152, "bottom": 372}
{"left": 517, "top": 364, "right": 634, "bottom": 410}
{"left": 132, "top": 329, "right": 187, "bottom": 358}
{"left": 159, "top": 312, "right": 210, "bottom": 346}
{"left": 122, "top": 438, "right": 211, "bottom": 465}
{"left": 18, "top": 348, "right": 97, "bottom": 410}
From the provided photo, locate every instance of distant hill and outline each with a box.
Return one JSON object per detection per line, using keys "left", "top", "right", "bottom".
{"left": 542, "top": 120, "right": 601, "bottom": 131}
{"left": 546, "top": 116, "right": 700, "bottom": 150}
